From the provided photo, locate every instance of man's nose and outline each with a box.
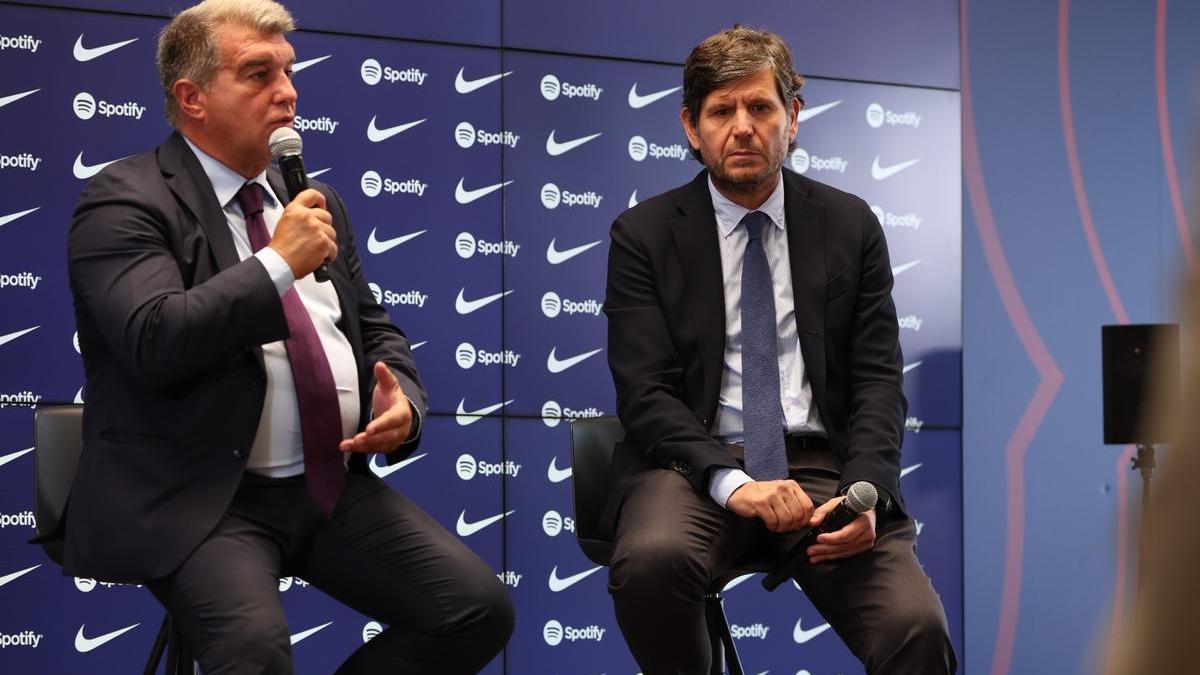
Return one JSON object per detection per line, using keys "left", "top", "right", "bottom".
{"left": 730, "top": 107, "right": 754, "bottom": 136}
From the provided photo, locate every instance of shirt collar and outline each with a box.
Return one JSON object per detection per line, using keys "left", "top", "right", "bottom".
{"left": 182, "top": 136, "right": 277, "bottom": 211}
{"left": 708, "top": 171, "right": 786, "bottom": 239}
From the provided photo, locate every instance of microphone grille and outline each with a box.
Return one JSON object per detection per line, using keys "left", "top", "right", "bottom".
{"left": 844, "top": 481, "right": 878, "bottom": 514}
{"left": 269, "top": 127, "right": 302, "bottom": 159}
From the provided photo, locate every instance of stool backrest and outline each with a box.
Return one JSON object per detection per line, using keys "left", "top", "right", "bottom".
{"left": 32, "top": 404, "right": 83, "bottom": 564}
{"left": 567, "top": 416, "right": 624, "bottom": 566}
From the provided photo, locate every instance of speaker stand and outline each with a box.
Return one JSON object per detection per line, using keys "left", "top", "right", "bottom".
{"left": 1132, "top": 443, "right": 1156, "bottom": 598}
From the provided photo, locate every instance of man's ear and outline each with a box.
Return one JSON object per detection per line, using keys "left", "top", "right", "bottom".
{"left": 173, "top": 79, "right": 204, "bottom": 123}
{"left": 680, "top": 107, "right": 701, "bottom": 153}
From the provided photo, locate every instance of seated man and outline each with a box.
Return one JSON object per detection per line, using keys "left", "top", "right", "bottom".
{"left": 602, "top": 25, "right": 956, "bottom": 675}
{"left": 63, "top": 0, "right": 512, "bottom": 672}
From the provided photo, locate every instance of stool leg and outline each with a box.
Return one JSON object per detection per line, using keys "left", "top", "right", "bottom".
{"left": 704, "top": 591, "right": 744, "bottom": 675}
{"left": 143, "top": 616, "right": 169, "bottom": 675}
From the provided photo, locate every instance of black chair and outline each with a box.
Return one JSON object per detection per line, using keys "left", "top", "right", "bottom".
{"left": 568, "top": 416, "right": 771, "bottom": 675}
{"left": 33, "top": 404, "right": 195, "bottom": 675}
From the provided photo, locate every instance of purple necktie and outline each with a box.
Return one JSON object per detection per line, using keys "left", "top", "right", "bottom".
{"left": 235, "top": 182, "right": 345, "bottom": 516}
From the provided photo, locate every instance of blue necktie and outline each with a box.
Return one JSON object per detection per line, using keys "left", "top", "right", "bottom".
{"left": 740, "top": 210, "right": 788, "bottom": 480}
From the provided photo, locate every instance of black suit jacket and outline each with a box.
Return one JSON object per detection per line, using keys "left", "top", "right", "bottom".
{"left": 63, "top": 132, "right": 427, "bottom": 582}
{"left": 602, "top": 169, "right": 907, "bottom": 536}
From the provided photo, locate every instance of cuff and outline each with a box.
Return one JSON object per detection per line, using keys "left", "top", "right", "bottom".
{"left": 253, "top": 247, "right": 295, "bottom": 297}
{"left": 709, "top": 468, "right": 754, "bottom": 509}
{"left": 405, "top": 397, "right": 422, "bottom": 443}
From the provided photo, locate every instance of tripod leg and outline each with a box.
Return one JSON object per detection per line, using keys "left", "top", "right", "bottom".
{"left": 705, "top": 591, "right": 744, "bottom": 675}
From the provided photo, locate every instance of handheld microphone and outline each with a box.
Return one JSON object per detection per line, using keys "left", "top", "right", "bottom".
{"left": 761, "top": 481, "right": 878, "bottom": 591}
{"left": 268, "top": 127, "right": 330, "bottom": 283}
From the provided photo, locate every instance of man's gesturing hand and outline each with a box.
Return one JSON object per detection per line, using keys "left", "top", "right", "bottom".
{"left": 727, "top": 479, "right": 814, "bottom": 532}
{"left": 270, "top": 188, "right": 337, "bottom": 279}
{"left": 339, "top": 362, "right": 412, "bottom": 454}
{"left": 807, "top": 495, "right": 877, "bottom": 563}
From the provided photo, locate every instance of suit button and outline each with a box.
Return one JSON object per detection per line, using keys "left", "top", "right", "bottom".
{"left": 232, "top": 447, "right": 247, "bottom": 459}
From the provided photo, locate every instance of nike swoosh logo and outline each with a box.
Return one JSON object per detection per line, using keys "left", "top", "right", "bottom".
{"left": 0, "top": 326, "right": 39, "bottom": 348}
{"left": 0, "top": 564, "right": 40, "bottom": 588}
{"left": 369, "top": 452, "right": 427, "bottom": 478}
{"left": 72, "top": 35, "right": 138, "bottom": 62}
{"left": 410, "top": 340, "right": 427, "bottom": 350}
{"left": 900, "top": 462, "right": 923, "bottom": 478}
{"left": 366, "top": 115, "right": 426, "bottom": 142}
{"left": 796, "top": 99, "right": 841, "bottom": 123}
{"left": 291, "top": 54, "right": 331, "bottom": 73}
{"left": 74, "top": 386, "right": 85, "bottom": 404}
{"left": 456, "top": 509, "right": 514, "bottom": 537}
{"left": 722, "top": 573, "right": 755, "bottom": 591}
{"left": 627, "top": 83, "right": 681, "bottom": 109}
{"left": 628, "top": 190, "right": 639, "bottom": 208}
{"left": 792, "top": 618, "right": 832, "bottom": 644}
{"left": 546, "top": 456, "right": 572, "bottom": 483}
{"left": 455, "top": 178, "right": 512, "bottom": 204}
{"left": 892, "top": 260, "right": 921, "bottom": 277}
{"left": 547, "top": 564, "right": 603, "bottom": 592}
{"left": 367, "top": 227, "right": 426, "bottom": 254}
{"left": 0, "top": 207, "right": 39, "bottom": 228}
{"left": 903, "top": 361, "right": 923, "bottom": 374}
{"left": 75, "top": 623, "right": 139, "bottom": 652}
{"left": 454, "top": 68, "right": 512, "bottom": 94}
{"left": 306, "top": 168, "right": 331, "bottom": 179}
{"left": 546, "top": 130, "right": 602, "bottom": 156}
{"left": 74, "top": 152, "right": 127, "bottom": 180}
{"left": 455, "top": 288, "right": 511, "bottom": 314}
{"left": 0, "top": 447, "right": 34, "bottom": 469}
{"left": 546, "top": 347, "right": 603, "bottom": 373}
{"left": 455, "top": 399, "right": 512, "bottom": 425}
{"left": 290, "top": 621, "right": 332, "bottom": 645}
{"left": 871, "top": 156, "right": 921, "bottom": 180}
{"left": 0, "top": 89, "right": 40, "bottom": 109}
{"left": 546, "top": 238, "right": 602, "bottom": 265}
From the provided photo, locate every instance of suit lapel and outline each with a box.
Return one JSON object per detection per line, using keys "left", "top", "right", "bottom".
{"left": 670, "top": 172, "right": 726, "bottom": 412}
{"left": 158, "top": 132, "right": 241, "bottom": 272}
{"left": 782, "top": 171, "right": 828, "bottom": 412}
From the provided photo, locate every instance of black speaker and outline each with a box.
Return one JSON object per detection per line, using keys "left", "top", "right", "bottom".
{"left": 1102, "top": 323, "right": 1179, "bottom": 444}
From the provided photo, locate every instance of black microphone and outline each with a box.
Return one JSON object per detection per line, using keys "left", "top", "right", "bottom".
{"left": 268, "top": 127, "right": 330, "bottom": 283}
{"left": 761, "top": 480, "right": 878, "bottom": 591}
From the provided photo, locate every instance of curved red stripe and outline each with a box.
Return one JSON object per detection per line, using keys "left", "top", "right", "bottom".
{"left": 1156, "top": 0, "right": 1195, "bottom": 269}
{"left": 962, "top": 3, "right": 1065, "bottom": 673}
{"left": 1057, "top": 0, "right": 1129, "bottom": 325}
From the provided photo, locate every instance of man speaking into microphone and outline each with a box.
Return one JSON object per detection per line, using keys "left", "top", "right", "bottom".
{"left": 602, "top": 26, "right": 954, "bottom": 674}
{"left": 63, "top": 1, "right": 512, "bottom": 672}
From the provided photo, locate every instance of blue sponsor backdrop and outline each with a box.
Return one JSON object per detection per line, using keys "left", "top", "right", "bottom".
{"left": 0, "top": 1, "right": 962, "bottom": 672}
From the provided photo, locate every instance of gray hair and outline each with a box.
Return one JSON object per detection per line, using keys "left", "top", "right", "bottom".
{"left": 681, "top": 25, "right": 805, "bottom": 160}
{"left": 157, "top": 0, "right": 295, "bottom": 127}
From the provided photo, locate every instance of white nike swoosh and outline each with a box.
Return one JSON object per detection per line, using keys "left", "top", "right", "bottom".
{"left": 0, "top": 447, "right": 34, "bottom": 469}
{"left": 367, "top": 227, "right": 426, "bottom": 254}
{"left": 903, "top": 361, "right": 923, "bottom": 374}
{"left": 0, "top": 326, "right": 39, "bottom": 348}
{"left": 900, "top": 462, "right": 923, "bottom": 478}
{"left": 74, "top": 386, "right": 85, "bottom": 404}
{"left": 792, "top": 618, "right": 832, "bottom": 644}
{"left": 547, "top": 564, "right": 603, "bottom": 592}
{"left": 547, "top": 347, "right": 603, "bottom": 374}
{"left": 366, "top": 115, "right": 426, "bottom": 143}
{"left": 455, "top": 178, "right": 512, "bottom": 204}
{"left": 871, "top": 156, "right": 921, "bottom": 180}
{"left": 892, "top": 260, "right": 921, "bottom": 277}
{"left": 546, "top": 130, "right": 602, "bottom": 156}
{"left": 74, "top": 152, "right": 127, "bottom": 180}
{"left": 546, "top": 456, "right": 572, "bottom": 483}
{"left": 0, "top": 207, "right": 39, "bottom": 228}
{"left": 456, "top": 509, "right": 514, "bottom": 537}
{"left": 410, "top": 340, "right": 427, "bottom": 350}
{"left": 722, "top": 573, "right": 755, "bottom": 591}
{"left": 546, "top": 238, "right": 602, "bottom": 265}
{"left": 628, "top": 190, "right": 638, "bottom": 208}
{"left": 290, "top": 621, "right": 332, "bottom": 645}
{"left": 0, "top": 89, "right": 40, "bottom": 109}
{"left": 291, "top": 54, "right": 331, "bottom": 73}
{"left": 0, "top": 564, "right": 40, "bottom": 588}
{"left": 72, "top": 35, "right": 138, "bottom": 62}
{"left": 454, "top": 68, "right": 512, "bottom": 94}
{"left": 306, "top": 168, "right": 331, "bottom": 179}
{"left": 627, "top": 83, "right": 681, "bottom": 109}
{"left": 796, "top": 99, "right": 841, "bottom": 123}
{"left": 455, "top": 399, "right": 512, "bottom": 425}
{"left": 455, "top": 288, "right": 511, "bottom": 314}
{"left": 369, "top": 452, "right": 427, "bottom": 478}
{"left": 75, "top": 623, "right": 140, "bottom": 652}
